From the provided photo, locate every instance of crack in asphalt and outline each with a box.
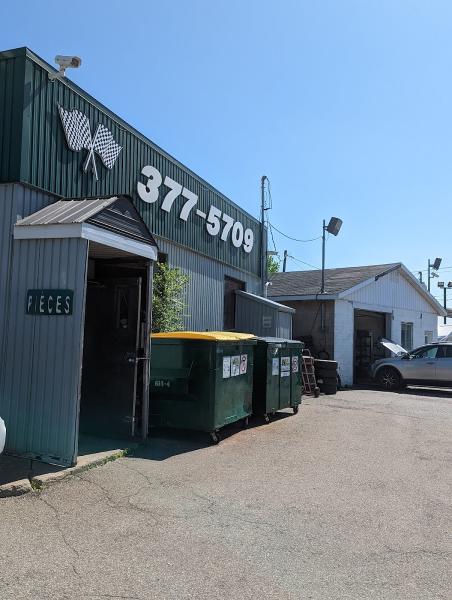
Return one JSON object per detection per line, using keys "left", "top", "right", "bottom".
{"left": 38, "top": 495, "right": 83, "bottom": 581}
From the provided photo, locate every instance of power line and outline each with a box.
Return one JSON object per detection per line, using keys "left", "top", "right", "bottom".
{"left": 268, "top": 221, "right": 322, "bottom": 243}
{"left": 287, "top": 255, "right": 320, "bottom": 270}
{"left": 412, "top": 265, "right": 452, "bottom": 274}
{"left": 267, "top": 217, "right": 277, "bottom": 253}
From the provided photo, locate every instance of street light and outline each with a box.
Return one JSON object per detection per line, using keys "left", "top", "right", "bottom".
{"left": 321, "top": 217, "right": 343, "bottom": 294}
{"left": 428, "top": 257, "right": 442, "bottom": 291}
{"left": 438, "top": 281, "right": 452, "bottom": 324}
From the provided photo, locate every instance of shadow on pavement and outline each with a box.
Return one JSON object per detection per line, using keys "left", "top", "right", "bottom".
{"left": 401, "top": 386, "right": 452, "bottom": 399}
{"left": 0, "top": 435, "right": 133, "bottom": 487}
{"left": 342, "top": 383, "right": 452, "bottom": 400}
{"left": 132, "top": 411, "right": 295, "bottom": 462}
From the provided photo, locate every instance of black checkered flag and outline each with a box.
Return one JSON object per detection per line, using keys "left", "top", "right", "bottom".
{"left": 58, "top": 105, "right": 92, "bottom": 152}
{"left": 93, "top": 124, "right": 122, "bottom": 170}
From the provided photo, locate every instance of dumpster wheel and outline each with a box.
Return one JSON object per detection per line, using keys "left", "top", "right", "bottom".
{"left": 314, "top": 387, "right": 320, "bottom": 398}
{"left": 242, "top": 416, "right": 249, "bottom": 428}
{"left": 210, "top": 431, "right": 221, "bottom": 444}
{"left": 264, "top": 414, "right": 271, "bottom": 424}
{"left": 293, "top": 405, "right": 299, "bottom": 414}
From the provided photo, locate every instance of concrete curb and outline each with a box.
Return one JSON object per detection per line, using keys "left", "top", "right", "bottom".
{"left": 0, "top": 478, "right": 33, "bottom": 498}
{"left": 1, "top": 448, "right": 129, "bottom": 497}
{"left": 30, "top": 449, "right": 128, "bottom": 489}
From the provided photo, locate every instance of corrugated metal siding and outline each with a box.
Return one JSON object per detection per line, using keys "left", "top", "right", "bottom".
{"left": 0, "top": 48, "right": 261, "bottom": 277}
{"left": 0, "top": 183, "right": 57, "bottom": 365}
{"left": 344, "top": 271, "right": 437, "bottom": 313}
{"left": 156, "top": 237, "right": 261, "bottom": 331}
{"left": 0, "top": 52, "right": 25, "bottom": 182}
{"left": 235, "top": 292, "right": 293, "bottom": 338}
{"left": 0, "top": 236, "right": 88, "bottom": 465}
{"left": 277, "top": 311, "right": 292, "bottom": 339}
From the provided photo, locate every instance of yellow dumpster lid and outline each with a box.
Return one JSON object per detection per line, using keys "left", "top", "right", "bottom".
{"left": 151, "top": 331, "right": 257, "bottom": 341}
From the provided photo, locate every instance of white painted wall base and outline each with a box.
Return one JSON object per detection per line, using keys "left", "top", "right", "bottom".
{"left": 333, "top": 300, "right": 354, "bottom": 386}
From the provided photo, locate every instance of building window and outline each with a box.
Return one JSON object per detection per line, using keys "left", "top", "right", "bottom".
{"left": 401, "top": 322, "right": 413, "bottom": 350}
{"left": 223, "top": 276, "right": 245, "bottom": 330}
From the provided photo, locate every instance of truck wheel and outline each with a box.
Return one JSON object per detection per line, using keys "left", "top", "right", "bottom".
{"left": 377, "top": 367, "right": 401, "bottom": 390}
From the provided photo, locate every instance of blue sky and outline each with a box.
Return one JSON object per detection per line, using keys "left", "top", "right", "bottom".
{"left": 2, "top": 0, "right": 452, "bottom": 300}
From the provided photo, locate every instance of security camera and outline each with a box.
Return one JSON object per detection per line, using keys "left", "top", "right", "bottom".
{"left": 49, "top": 55, "right": 82, "bottom": 81}
{"left": 55, "top": 55, "right": 82, "bottom": 69}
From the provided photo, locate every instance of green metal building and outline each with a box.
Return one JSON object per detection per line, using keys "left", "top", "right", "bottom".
{"left": 0, "top": 47, "right": 264, "bottom": 466}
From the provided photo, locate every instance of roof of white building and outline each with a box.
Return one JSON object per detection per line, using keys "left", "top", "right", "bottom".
{"left": 269, "top": 262, "right": 446, "bottom": 316}
{"left": 269, "top": 263, "right": 400, "bottom": 296}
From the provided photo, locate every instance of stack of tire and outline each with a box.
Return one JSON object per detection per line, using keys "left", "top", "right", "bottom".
{"left": 314, "top": 359, "right": 338, "bottom": 395}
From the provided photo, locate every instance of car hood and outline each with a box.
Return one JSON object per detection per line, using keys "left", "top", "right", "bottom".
{"left": 379, "top": 338, "right": 408, "bottom": 357}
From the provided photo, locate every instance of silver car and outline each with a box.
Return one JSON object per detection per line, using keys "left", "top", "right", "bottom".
{"left": 370, "top": 339, "right": 452, "bottom": 390}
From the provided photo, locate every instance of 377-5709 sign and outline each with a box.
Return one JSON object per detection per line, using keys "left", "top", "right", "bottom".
{"left": 137, "top": 165, "right": 255, "bottom": 254}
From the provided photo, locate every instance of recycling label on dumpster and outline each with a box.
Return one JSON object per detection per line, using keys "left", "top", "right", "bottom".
{"left": 222, "top": 356, "right": 231, "bottom": 378}
{"left": 292, "top": 356, "right": 299, "bottom": 373}
{"left": 281, "top": 357, "right": 290, "bottom": 377}
{"left": 240, "top": 354, "right": 248, "bottom": 375}
{"left": 231, "top": 355, "right": 241, "bottom": 377}
{"left": 272, "top": 358, "right": 279, "bottom": 376}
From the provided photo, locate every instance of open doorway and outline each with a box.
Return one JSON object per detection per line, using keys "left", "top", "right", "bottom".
{"left": 79, "top": 250, "right": 151, "bottom": 441}
{"left": 354, "top": 309, "right": 390, "bottom": 383}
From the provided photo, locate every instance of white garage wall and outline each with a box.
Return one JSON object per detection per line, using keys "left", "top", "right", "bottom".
{"left": 334, "top": 300, "right": 354, "bottom": 386}
{"left": 391, "top": 309, "right": 438, "bottom": 349}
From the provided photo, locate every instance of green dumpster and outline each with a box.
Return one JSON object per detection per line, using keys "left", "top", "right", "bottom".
{"left": 150, "top": 331, "right": 256, "bottom": 443}
{"left": 287, "top": 339, "right": 304, "bottom": 411}
{"left": 252, "top": 338, "right": 304, "bottom": 422}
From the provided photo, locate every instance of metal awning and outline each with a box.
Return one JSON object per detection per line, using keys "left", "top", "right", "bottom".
{"left": 14, "top": 196, "right": 158, "bottom": 260}
{"left": 235, "top": 290, "right": 295, "bottom": 313}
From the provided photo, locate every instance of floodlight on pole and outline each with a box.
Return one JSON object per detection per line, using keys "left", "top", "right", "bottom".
{"left": 428, "top": 257, "right": 442, "bottom": 291}
{"left": 321, "top": 217, "right": 343, "bottom": 294}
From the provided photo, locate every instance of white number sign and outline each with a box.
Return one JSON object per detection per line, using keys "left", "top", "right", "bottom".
{"left": 137, "top": 165, "right": 255, "bottom": 253}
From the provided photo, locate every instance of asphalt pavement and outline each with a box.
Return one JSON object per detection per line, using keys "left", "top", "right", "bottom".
{"left": 0, "top": 388, "right": 451, "bottom": 599}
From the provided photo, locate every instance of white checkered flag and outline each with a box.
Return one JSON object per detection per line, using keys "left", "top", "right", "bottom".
{"left": 58, "top": 105, "right": 122, "bottom": 181}
{"left": 58, "top": 105, "right": 92, "bottom": 153}
{"left": 93, "top": 124, "right": 122, "bottom": 170}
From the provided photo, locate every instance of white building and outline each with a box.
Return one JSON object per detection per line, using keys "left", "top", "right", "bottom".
{"left": 269, "top": 263, "right": 446, "bottom": 386}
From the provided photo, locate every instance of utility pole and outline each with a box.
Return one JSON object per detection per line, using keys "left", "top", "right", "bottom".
{"left": 321, "top": 219, "right": 326, "bottom": 294}
{"left": 438, "top": 282, "right": 452, "bottom": 325}
{"left": 260, "top": 175, "right": 267, "bottom": 296}
{"left": 283, "top": 250, "right": 288, "bottom": 272}
{"left": 428, "top": 259, "right": 431, "bottom": 292}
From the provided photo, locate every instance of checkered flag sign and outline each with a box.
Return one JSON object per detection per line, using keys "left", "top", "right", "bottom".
{"left": 58, "top": 105, "right": 92, "bottom": 152}
{"left": 93, "top": 124, "right": 122, "bottom": 170}
{"left": 58, "top": 104, "right": 122, "bottom": 179}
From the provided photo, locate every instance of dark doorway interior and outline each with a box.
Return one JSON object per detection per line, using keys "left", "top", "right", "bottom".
{"left": 224, "top": 276, "right": 245, "bottom": 330}
{"left": 354, "top": 309, "right": 389, "bottom": 383}
{"left": 80, "top": 255, "right": 149, "bottom": 439}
